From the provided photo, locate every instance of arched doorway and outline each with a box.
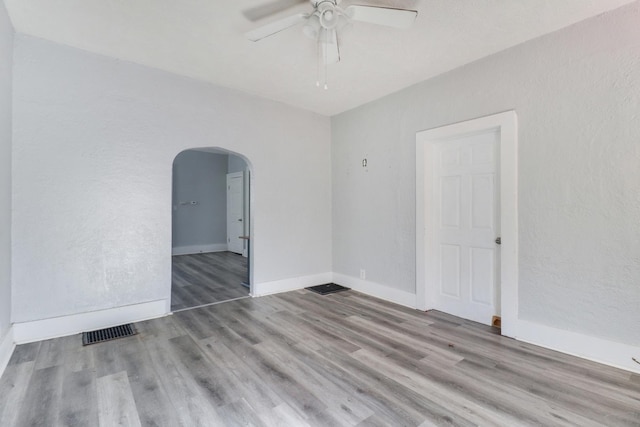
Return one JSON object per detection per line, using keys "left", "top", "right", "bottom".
{"left": 170, "top": 147, "right": 252, "bottom": 311}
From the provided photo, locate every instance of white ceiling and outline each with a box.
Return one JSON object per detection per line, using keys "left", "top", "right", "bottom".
{"left": 3, "top": 0, "right": 636, "bottom": 116}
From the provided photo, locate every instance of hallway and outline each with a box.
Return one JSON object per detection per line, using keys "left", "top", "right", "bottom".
{"left": 171, "top": 252, "right": 248, "bottom": 311}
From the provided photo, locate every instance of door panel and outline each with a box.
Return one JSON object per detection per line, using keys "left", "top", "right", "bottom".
{"left": 470, "top": 247, "right": 494, "bottom": 305}
{"left": 440, "top": 244, "right": 461, "bottom": 298}
{"left": 226, "top": 172, "right": 244, "bottom": 254}
{"left": 441, "top": 177, "right": 461, "bottom": 227}
{"left": 431, "top": 130, "right": 500, "bottom": 325}
{"left": 471, "top": 175, "right": 494, "bottom": 229}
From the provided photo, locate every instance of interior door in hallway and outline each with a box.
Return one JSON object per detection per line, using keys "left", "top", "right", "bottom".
{"left": 430, "top": 130, "right": 500, "bottom": 325}
{"left": 227, "top": 172, "right": 244, "bottom": 254}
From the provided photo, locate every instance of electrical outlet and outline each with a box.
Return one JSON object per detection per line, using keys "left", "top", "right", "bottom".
{"left": 360, "top": 269, "right": 366, "bottom": 280}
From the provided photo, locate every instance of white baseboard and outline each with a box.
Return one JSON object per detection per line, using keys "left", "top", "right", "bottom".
{"left": 0, "top": 327, "right": 15, "bottom": 379}
{"left": 12, "top": 299, "right": 168, "bottom": 344}
{"left": 172, "top": 243, "right": 228, "bottom": 256}
{"left": 7, "top": 277, "right": 638, "bottom": 375}
{"left": 332, "top": 273, "right": 417, "bottom": 309}
{"left": 329, "top": 273, "right": 640, "bottom": 374}
{"left": 252, "top": 272, "right": 333, "bottom": 297}
{"left": 515, "top": 319, "right": 640, "bottom": 374}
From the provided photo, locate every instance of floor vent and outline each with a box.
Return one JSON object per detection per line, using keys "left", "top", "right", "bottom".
{"left": 306, "top": 283, "right": 350, "bottom": 295}
{"left": 82, "top": 324, "right": 137, "bottom": 346}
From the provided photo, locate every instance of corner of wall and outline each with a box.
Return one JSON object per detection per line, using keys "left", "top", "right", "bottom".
{"left": 251, "top": 272, "right": 333, "bottom": 297}
{"left": 0, "top": 326, "right": 15, "bottom": 378}
{"left": 332, "top": 273, "right": 417, "bottom": 309}
{"left": 0, "top": 0, "right": 15, "bottom": 381}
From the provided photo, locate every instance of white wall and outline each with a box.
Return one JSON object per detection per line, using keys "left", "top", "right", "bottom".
{"left": 332, "top": 2, "right": 640, "bottom": 346}
{"left": 0, "top": 1, "right": 14, "bottom": 354}
{"left": 172, "top": 150, "right": 228, "bottom": 251}
{"left": 11, "top": 35, "right": 332, "bottom": 323}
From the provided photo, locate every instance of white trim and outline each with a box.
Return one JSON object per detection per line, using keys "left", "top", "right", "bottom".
{"left": 251, "top": 272, "right": 333, "bottom": 297}
{"left": 516, "top": 319, "right": 640, "bottom": 374}
{"left": 416, "top": 111, "right": 518, "bottom": 337}
{"left": 333, "top": 273, "right": 417, "bottom": 309}
{"left": 12, "top": 299, "right": 168, "bottom": 344}
{"left": 0, "top": 327, "right": 15, "bottom": 378}
{"left": 172, "top": 243, "right": 228, "bottom": 256}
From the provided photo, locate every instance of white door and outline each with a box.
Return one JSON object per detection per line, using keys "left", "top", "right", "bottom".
{"left": 226, "top": 172, "right": 244, "bottom": 254}
{"left": 430, "top": 130, "right": 500, "bottom": 325}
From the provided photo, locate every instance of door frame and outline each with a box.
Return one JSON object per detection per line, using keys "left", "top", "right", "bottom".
{"left": 416, "top": 111, "right": 518, "bottom": 337}
{"left": 169, "top": 148, "right": 254, "bottom": 313}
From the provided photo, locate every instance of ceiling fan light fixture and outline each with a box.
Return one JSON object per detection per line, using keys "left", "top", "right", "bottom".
{"left": 303, "top": 13, "right": 321, "bottom": 39}
{"left": 245, "top": 0, "right": 416, "bottom": 83}
{"left": 318, "top": 1, "right": 339, "bottom": 29}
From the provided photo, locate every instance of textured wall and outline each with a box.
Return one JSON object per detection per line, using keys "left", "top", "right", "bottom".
{"left": 0, "top": 1, "right": 13, "bottom": 340}
{"left": 172, "top": 151, "right": 228, "bottom": 249}
{"left": 332, "top": 2, "right": 640, "bottom": 345}
{"left": 12, "top": 35, "right": 332, "bottom": 323}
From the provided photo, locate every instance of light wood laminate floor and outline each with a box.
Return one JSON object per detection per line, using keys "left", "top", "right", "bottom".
{"left": 172, "top": 252, "right": 248, "bottom": 311}
{"left": 1, "top": 290, "right": 639, "bottom": 426}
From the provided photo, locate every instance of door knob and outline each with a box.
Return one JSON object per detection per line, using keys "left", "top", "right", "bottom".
{"left": 238, "top": 219, "right": 243, "bottom": 222}
{"left": 495, "top": 237, "right": 501, "bottom": 245}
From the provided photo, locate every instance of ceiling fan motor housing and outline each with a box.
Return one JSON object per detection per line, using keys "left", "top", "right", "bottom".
{"left": 317, "top": 1, "right": 339, "bottom": 29}
{"left": 304, "top": 0, "right": 348, "bottom": 42}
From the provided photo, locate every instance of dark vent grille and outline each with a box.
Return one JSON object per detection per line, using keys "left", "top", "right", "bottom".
{"left": 305, "top": 283, "right": 350, "bottom": 295}
{"left": 82, "top": 324, "right": 137, "bottom": 346}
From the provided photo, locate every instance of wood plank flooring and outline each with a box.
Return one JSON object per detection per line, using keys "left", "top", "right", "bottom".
{"left": 172, "top": 252, "right": 248, "bottom": 311}
{"left": 1, "top": 290, "right": 639, "bottom": 426}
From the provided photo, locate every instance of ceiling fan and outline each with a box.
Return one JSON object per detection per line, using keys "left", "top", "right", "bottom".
{"left": 244, "top": 0, "right": 418, "bottom": 65}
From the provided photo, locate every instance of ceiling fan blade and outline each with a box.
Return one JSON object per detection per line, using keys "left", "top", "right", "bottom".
{"left": 321, "top": 29, "right": 340, "bottom": 64}
{"left": 246, "top": 13, "right": 309, "bottom": 42}
{"left": 345, "top": 5, "right": 417, "bottom": 29}
{"left": 243, "top": 0, "right": 307, "bottom": 22}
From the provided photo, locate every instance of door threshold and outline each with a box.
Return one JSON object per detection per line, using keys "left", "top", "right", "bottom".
{"left": 171, "top": 295, "right": 250, "bottom": 313}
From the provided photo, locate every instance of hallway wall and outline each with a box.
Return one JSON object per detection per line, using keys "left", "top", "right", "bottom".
{"left": 0, "top": 0, "right": 14, "bottom": 364}
{"left": 172, "top": 150, "right": 228, "bottom": 254}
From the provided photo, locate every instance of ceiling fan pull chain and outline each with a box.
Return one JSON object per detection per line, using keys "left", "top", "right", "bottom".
{"left": 324, "top": 28, "right": 329, "bottom": 90}
{"left": 316, "top": 32, "right": 321, "bottom": 87}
